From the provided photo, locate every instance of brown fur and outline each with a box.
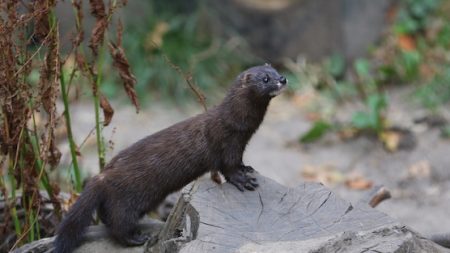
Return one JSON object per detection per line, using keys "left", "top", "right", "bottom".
{"left": 54, "top": 65, "right": 287, "bottom": 253}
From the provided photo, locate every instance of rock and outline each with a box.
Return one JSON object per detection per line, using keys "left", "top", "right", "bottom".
{"left": 206, "top": 0, "right": 395, "bottom": 62}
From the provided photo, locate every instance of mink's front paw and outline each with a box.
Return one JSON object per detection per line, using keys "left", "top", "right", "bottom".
{"left": 240, "top": 164, "right": 255, "bottom": 173}
{"left": 225, "top": 170, "right": 258, "bottom": 192}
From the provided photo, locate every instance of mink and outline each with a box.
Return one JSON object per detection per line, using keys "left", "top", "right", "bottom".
{"left": 54, "top": 64, "right": 287, "bottom": 252}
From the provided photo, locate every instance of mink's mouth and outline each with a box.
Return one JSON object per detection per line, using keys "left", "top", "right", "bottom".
{"left": 269, "top": 82, "right": 287, "bottom": 97}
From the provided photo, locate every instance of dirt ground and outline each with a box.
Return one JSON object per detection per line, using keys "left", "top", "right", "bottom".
{"left": 65, "top": 87, "right": 450, "bottom": 238}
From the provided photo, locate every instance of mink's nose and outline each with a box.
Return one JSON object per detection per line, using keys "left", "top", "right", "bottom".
{"left": 279, "top": 76, "right": 287, "bottom": 85}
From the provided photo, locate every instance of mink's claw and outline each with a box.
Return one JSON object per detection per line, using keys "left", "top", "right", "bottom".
{"left": 226, "top": 170, "right": 259, "bottom": 192}
{"left": 244, "top": 182, "right": 257, "bottom": 191}
{"left": 233, "top": 182, "right": 245, "bottom": 192}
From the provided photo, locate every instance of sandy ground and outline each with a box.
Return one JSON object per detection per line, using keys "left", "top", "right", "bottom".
{"left": 64, "top": 87, "right": 450, "bottom": 237}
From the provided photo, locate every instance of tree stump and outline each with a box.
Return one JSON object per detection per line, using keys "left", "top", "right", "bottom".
{"left": 10, "top": 219, "right": 163, "bottom": 253}
{"left": 149, "top": 174, "right": 448, "bottom": 253}
{"left": 12, "top": 174, "right": 448, "bottom": 252}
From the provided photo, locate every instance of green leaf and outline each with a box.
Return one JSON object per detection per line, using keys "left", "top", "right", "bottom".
{"left": 351, "top": 112, "right": 372, "bottom": 129}
{"left": 437, "top": 24, "right": 450, "bottom": 49}
{"left": 354, "top": 58, "right": 371, "bottom": 78}
{"left": 401, "top": 50, "right": 421, "bottom": 80}
{"left": 300, "top": 121, "right": 332, "bottom": 143}
{"left": 350, "top": 94, "right": 387, "bottom": 132}
{"left": 378, "top": 64, "right": 398, "bottom": 81}
{"left": 325, "top": 53, "right": 345, "bottom": 78}
{"left": 411, "top": 3, "right": 427, "bottom": 18}
{"left": 368, "top": 94, "right": 387, "bottom": 131}
{"left": 414, "top": 67, "right": 450, "bottom": 109}
{"left": 367, "top": 94, "right": 387, "bottom": 115}
{"left": 394, "top": 10, "right": 419, "bottom": 34}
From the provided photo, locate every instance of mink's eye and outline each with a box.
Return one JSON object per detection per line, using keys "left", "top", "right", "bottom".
{"left": 263, "top": 75, "right": 270, "bottom": 83}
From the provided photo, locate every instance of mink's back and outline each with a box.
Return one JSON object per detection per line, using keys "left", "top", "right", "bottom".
{"left": 101, "top": 111, "right": 215, "bottom": 194}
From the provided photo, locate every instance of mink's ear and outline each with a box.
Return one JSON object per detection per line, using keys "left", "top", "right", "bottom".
{"left": 240, "top": 72, "right": 252, "bottom": 85}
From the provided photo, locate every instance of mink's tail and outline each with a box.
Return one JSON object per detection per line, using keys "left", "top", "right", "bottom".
{"left": 54, "top": 179, "right": 103, "bottom": 253}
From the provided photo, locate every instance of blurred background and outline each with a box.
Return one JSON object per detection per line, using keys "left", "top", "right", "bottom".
{"left": 2, "top": 0, "right": 450, "bottom": 250}
{"left": 65, "top": 0, "right": 450, "bottom": 236}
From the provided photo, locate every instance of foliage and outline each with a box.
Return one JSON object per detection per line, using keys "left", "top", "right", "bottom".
{"left": 394, "top": 0, "right": 440, "bottom": 34}
{"left": 324, "top": 53, "right": 346, "bottom": 79}
{"left": 397, "top": 50, "right": 421, "bottom": 81}
{"left": 299, "top": 121, "right": 332, "bottom": 143}
{"left": 0, "top": 0, "right": 138, "bottom": 250}
{"left": 351, "top": 94, "right": 388, "bottom": 134}
{"left": 298, "top": 94, "right": 388, "bottom": 144}
{"left": 353, "top": 58, "right": 379, "bottom": 96}
{"left": 414, "top": 66, "right": 450, "bottom": 108}
{"left": 380, "top": 0, "right": 450, "bottom": 108}
{"left": 102, "top": 2, "right": 256, "bottom": 104}
{"left": 296, "top": 0, "right": 450, "bottom": 145}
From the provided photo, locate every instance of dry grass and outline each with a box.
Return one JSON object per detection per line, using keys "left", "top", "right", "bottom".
{"left": 0, "top": 0, "right": 138, "bottom": 251}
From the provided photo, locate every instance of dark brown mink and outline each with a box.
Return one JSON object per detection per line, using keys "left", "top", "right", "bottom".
{"left": 54, "top": 64, "right": 287, "bottom": 253}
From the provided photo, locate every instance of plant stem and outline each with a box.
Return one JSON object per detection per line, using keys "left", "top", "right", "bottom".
{"left": 93, "top": 46, "right": 106, "bottom": 170}
{"left": 7, "top": 128, "right": 25, "bottom": 238}
{"left": 94, "top": 95, "right": 106, "bottom": 170}
{"left": 60, "top": 67, "right": 82, "bottom": 192}
{"left": 27, "top": 201, "right": 35, "bottom": 242}
{"left": 30, "top": 113, "right": 53, "bottom": 197}
{"left": 7, "top": 160, "right": 22, "bottom": 236}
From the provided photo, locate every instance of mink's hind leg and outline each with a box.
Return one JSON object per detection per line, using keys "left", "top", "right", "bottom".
{"left": 107, "top": 208, "right": 149, "bottom": 246}
{"left": 97, "top": 202, "right": 109, "bottom": 225}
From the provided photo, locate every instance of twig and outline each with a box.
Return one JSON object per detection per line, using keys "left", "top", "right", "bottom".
{"left": 9, "top": 204, "right": 41, "bottom": 251}
{"left": 368, "top": 187, "right": 391, "bottom": 208}
{"left": 190, "top": 38, "right": 220, "bottom": 69}
{"left": 359, "top": 185, "right": 391, "bottom": 208}
{"left": 11, "top": 26, "right": 55, "bottom": 79}
{"left": 161, "top": 54, "right": 207, "bottom": 112}
{"left": 161, "top": 49, "right": 222, "bottom": 183}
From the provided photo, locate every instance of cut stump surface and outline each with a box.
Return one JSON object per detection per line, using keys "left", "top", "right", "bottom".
{"left": 12, "top": 174, "right": 448, "bottom": 253}
{"left": 154, "top": 173, "right": 448, "bottom": 253}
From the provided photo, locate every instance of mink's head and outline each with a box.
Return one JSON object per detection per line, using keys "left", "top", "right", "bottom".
{"left": 236, "top": 64, "right": 287, "bottom": 98}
